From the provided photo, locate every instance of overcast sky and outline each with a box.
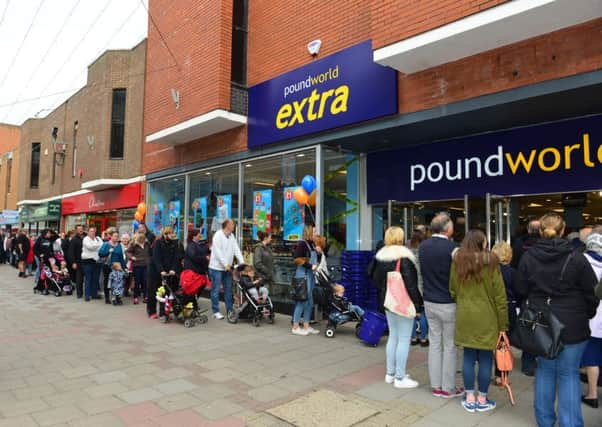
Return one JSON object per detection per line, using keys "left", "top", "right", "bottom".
{"left": 0, "top": 0, "right": 148, "bottom": 126}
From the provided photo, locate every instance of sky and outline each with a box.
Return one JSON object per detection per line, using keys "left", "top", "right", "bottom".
{"left": 0, "top": 0, "right": 148, "bottom": 126}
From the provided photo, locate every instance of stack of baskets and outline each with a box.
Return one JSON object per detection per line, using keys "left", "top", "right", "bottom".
{"left": 340, "top": 250, "right": 378, "bottom": 312}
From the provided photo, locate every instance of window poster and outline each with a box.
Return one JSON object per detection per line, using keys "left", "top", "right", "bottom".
{"left": 168, "top": 200, "right": 181, "bottom": 238}
{"left": 151, "top": 202, "right": 164, "bottom": 235}
{"left": 252, "top": 190, "right": 272, "bottom": 240}
{"left": 191, "top": 197, "right": 208, "bottom": 240}
{"left": 283, "top": 186, "right": 304, "bottom": 241}
{"left": 211, "top": 194, "right": 232, "bottom": 233}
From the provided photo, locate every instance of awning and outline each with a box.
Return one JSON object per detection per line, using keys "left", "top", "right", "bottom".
{"left": 146, "top": 109, "right": 247, "bottom": 145}
{"left": 81, "top": 176, "right": 145, "bottom": 191}
{"left": 374, "top": 0, "right": 602, "bottom": 74}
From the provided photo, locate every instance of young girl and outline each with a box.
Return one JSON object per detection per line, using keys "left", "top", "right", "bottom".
{"left": 108, "top": 262, "right": 125, "bottom": 305}
{"left": 240, "top": 265, "right": 268, "bottom": 302}
{"left": 450, "top": 230, "right": 508, "bottom": 413}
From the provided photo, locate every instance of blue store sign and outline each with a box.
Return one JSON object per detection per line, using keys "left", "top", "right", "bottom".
{"left": 248, "top": 40, "right": 397, "bottom": 148}
{"left": 367, "top": 115, "right": 602, "bottom": 204}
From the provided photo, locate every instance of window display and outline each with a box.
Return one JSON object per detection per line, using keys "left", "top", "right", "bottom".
{"left": 147, "top": 177, "right": 186, "bottom": 239}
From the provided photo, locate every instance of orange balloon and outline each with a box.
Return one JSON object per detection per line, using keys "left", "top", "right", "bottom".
{"left": 293, "top": 187, "right": 309, "bottom": 205}
{"left": 137, "top": 202, "right": 146, "bottom": 215}
{"left": 308, "top": 190, "right": 317, "bottom": 207}
{"left": 134, "top": 211, "right": 144, "bottom": 222}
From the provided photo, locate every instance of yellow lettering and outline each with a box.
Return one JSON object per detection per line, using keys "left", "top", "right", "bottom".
{"left": 563, "top": 143, "right": 580, "bottom": 169}
{"left": 306, "top": 89, "right": 320, "bottom": 121}
{"left": 505, "top": 150, "right": 536, "bottom": 175}
{"left": 276, "top": 104, "right": 292, "bottom": 129}
{"left": 538, "top": 147, "right": 561, "bottom": 172}
{"left": 597, "top": 143, "right": 602, "bottom": 164}
{"left": 583, "top": 133, "right": 595, "bottom": 167}
{"left": 330, "top": 85, "right": 349, "bottom": 115}
{"left": 289, "top": 98, "right": 308, "bottom": 126}
{"left": 318, "top": 89, "right": 334, "bottom": 118}
{"left": 310, "top": 75, "right": 319, "bottom": 85}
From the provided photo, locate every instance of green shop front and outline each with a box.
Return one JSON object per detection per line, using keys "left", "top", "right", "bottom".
{"left": 19, "top": 200, "right": 62, "bottom": 235}
{"left": 146, "top": 41, "right": 397, "bottom": 309}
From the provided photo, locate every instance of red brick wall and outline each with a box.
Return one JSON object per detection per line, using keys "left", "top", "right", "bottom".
{"left": 0, "top": 124, "right": 20, "bottom": 210}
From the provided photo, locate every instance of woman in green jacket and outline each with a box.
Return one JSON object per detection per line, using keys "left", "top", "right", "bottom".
{"left": 450, "top": 230, "right": 508, "bottom": 414}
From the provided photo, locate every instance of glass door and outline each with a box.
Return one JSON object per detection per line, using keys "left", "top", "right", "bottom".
{"left": 486, "top": 194, "right": 511, "bottom": 246}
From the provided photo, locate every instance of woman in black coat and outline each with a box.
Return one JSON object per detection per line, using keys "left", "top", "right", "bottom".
{"left": 369, "top": 226, "right": 423, "bottom": 389}
{"left": 184, "top": 230, "right": 210, "bottom": 275}
{"left": 515, "top": 213, "right": 598, "bottom": 427}
{"left": 147, "top": 227, "right": 178, "bottom": 319}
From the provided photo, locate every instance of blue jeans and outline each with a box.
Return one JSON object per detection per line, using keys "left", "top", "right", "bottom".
{"left": 209, "top": 268, "right": 233, "bottom": 314}
{"left": 463, "top": 348, "right": 493, "bottom": 395}
{"left": 385, "top": 311, "right": 414, "bottom": 379}
{"left": 329, "top": 304, "right": 365, "bottom": 325}
{"left": 535, "top": 340, "right": 588, "bottom": 427}
{"left": 521, "top": 351, "right": 536, "bottom": 374}
{"left": 34, "top": 256, "right": 40, "bottom": 282}
{"left": 412, "top": 313, "right": 428, "bottom": 340}
{"left": 82, "top": 262, "right": 100, "bottom": 299}
{"left": 293, "top": 267, "right": 315, "bottom": 324}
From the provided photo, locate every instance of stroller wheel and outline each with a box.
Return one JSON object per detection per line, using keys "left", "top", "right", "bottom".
{"left": 252, "top": 316, "right": 261, "bottom": 327}
{"left": 54, "top": 291, "right": 61, "bottom": 297}
{"left": 43, "top": 289, "right": 49, "bottom": 296}
{"left": 355, "top": 323, "right": 362, "bottom": 338}
{"left": 325, "top": 327, "right": 336, "bottom": 338}
{"left": 226, "top": 309, "right": 238, "bottom": 324}
{"left": 184, "top": 319, "right": 193, "bottom": 328}
{"left": 199, "top": 315, "right": 208, "bottom": 324}
{"left": 267, "top": 314, "right": 275, "bottom": 324}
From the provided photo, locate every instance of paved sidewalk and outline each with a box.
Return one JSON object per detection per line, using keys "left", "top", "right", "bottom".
{"left": 0, "top": 265, "right": 599, "bottom": 426}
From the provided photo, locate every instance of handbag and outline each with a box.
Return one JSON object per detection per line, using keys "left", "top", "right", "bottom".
{"left": 495, "top": 332, "right": 515, "bottom": 405}
{"left": 384, "top": 259, "right": 416, "bottom": 318}
{"left": 509, "top": 253, "right": 573, "bottom": 360}
{"left": 290, "top": 276, "right": 308, "bottom": 301}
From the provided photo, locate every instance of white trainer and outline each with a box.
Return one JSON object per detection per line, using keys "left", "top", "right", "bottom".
{"left": 306, "top": 327, "right": 320, "bottom": 335}
{"left": 292, "top": 327, "right": 309, "bottom": 336}
{"left": 394, "top": 375, "right": 419, "bottom": 389}
{"left": 385, "top": 374, "right": 395, "bottom": 384}
{"left": 213, "top": 312, "right": 225, "bottom": 320}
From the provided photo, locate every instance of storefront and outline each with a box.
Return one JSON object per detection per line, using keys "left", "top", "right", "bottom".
{"left": 19, "top": 200, "right": 62, "bottom": 235}
{"left": 147, "top": 41, "right": 397, "bottom": 305}
{"left": 0, "top": 210, "right": 19, "bottom": 231}
{"left": 61, "top": 182, "right": 142, "bottom": 237}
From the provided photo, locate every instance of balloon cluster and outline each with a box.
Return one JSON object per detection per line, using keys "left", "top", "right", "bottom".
{"left": 293, "top": 175, "right": 317, "bottom": 207}
{"left": 132, "top": 202, "right": 146, "bottom": 230}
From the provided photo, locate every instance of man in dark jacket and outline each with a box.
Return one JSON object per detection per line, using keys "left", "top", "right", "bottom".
{"left": 418, "top": 213, "right": 463, "bottom": 398}
{"left": 68, "top": 225, "right": 85, "bottom": 298}
{"left": 16, "top": 230, "right": 30, "bottom": 278}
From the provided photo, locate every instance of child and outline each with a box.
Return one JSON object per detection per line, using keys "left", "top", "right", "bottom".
{"left": 108, "top": 262, "right": 125, "bottom": 305}
{"left": 58, "top": 260, "right": 72, "bottom": 294}
{"left": 240, "top": 265, "right": 268, "bottom": 302}
{"left": 331, "top": 284, "right": 365, "bottom": 323}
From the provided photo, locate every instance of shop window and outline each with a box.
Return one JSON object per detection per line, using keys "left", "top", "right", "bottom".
{"left": 188, "top": 165, "right": 239, "bottom": 243}
{"left": 30, "top": 143, "right": 40, "bottom": 189}
{"left": 110, "top": 88, "right": 126, "bottom": 159}
{"left": 147, "top": 177, "right": 186, "bottom": 240}
{"left": 241, "top": 149, "right": 316, "bottom": 303}
{"left": 231, "top": 0, "right": 247, "bottom": 85}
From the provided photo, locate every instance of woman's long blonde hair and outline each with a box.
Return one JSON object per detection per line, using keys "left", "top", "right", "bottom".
{"left": 540, "top": 213, "right": 565, "bottom": 239}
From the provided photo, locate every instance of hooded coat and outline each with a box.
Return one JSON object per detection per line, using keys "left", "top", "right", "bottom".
{"left": 369, "top": 245, "right": 423, "bottom": 314}
{"left": 516, "top": 238, "right": 598, "bottom": 344}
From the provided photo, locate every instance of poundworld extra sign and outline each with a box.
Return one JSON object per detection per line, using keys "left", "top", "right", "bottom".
{"left": 248, "top": 40, "right": 397, "bottom": 148}
{"left": 367, "top": 115, "right": 602, "bottom": 203}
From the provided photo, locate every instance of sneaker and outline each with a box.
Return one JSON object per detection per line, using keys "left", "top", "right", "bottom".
{"left": 432, "top": 388, "right": 443, "bottom": 397}
{"left": 159, "top": 316, "right": 167, "bottom": 323}
{"left": 385, "top": 374, "right": 395, "bottom": 384}
{"left": 213, "top": 312, "right": 225, "bottom": 320}
{"left": 149, "top": 313, "right": 158, "bottom": 319}
{"left": 462, "top": 398, "right": 476, "bottom": 413}
{"left": 476, "top": 398, "right": 496, "bottom": 412}
{"left": 411, "top": 338, "right": 419, "bottom": 346}
{"left": 394, "top": 375, "right": 419, "bottom": 389}
{"left": 440, "top": 387, "right": 465, "bottom": 399}
{"left": 306, "top": 327, "right": 320, "bottom": 335}
{"left": 292, "top": 327, "right": 309, "bottom": 336}
{"left": 419, "top": 339, "right": 430, "bottom": 347}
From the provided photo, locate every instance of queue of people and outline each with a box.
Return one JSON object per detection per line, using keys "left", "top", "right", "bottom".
{"left": 369, "top": 212, "right": 601, "bottom": 426}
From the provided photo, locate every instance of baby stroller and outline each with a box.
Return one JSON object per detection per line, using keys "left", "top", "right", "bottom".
{"left": 314, "top": 268, "right": 363, "bottom": 338}
{"left": 156, "top": 273, "right": 209, "bottom": 328}
{"left": 34, "top": 264, "right": 62, "bottom": 297}
{"left": 227, "top": 265, "right": 275, "bottom": 326}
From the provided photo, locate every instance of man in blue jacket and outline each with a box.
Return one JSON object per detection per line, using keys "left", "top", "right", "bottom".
{"left": 419, "top": 213, "right": 463, "bottom": 399}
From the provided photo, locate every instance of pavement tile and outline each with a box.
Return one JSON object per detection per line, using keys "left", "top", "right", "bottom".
{"left": 77, "top": 395, "right": 127, "bottom": 415}
{"left": 153, "top": 378, "right": 198, "bottom": 395}
{"left": 193, "top": 399, "right": 246, "bottom": 420}
{"left": 13, "top": 383, "right": 57, "bottom": 400}
{"left": 43, "top": 389, "right": 94, "bottom": 407}
{"left": 84, "top": 382, "right": 129, "bottom": 398}
{"left": 90, "top": 370, "right": 128, "bottom": 385}
{"left": 61, "top": 365, "right": 100, "bottom": 380}
{"left": 247, "top": 384, "right": 291, "bottom": 403}
{"left": 354, "top": 382, "right": 413, "bottom": 401}
{"left": 0, "top": 397, "right": 49, "bottom": 417}
{"left": 31, "top": 405, "right": 87, "bottom": 427}
{"left": 155, "top": 392, "right": 203, "bottom": 412}
{"left": 118, "top": 387, "right": 163, "bottom": 404}
{"left": 155, "top": 367, "right": 193, "bottom": 380}
{"left": 155, "top": 409, "right": 208, "bottom": 427}
{"left": 189, "top": 383, "right": 237, "bottom": 402}
{"left": 201, "top": 368, "right": 244, "bottom": 383}
{"left": 68, "top": 413, "right": 127, "bottom": 427}
{"left": 239, "top": 412, "right": 295, "bottom": 427}
{"left": 0, "top": 415, "right": 38, "bottom": 427}
{"left": 113, "top": 401, "right": 165, "bottom": 424}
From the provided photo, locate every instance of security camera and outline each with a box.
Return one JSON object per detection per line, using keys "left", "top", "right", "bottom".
{"left": 307, "top": 39, "right": 321, "bottom": 56}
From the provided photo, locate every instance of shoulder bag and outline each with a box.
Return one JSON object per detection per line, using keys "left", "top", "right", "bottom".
{"left": 290, "top": 241, "right": 314, "bottom": 302}
{"left": 495, "top": 332, "right": 515, "bottom": 405}
{"left": 384, "top": 259, "right": 416, "bottom": 318}
{"left": 509, "top": 253, "right": 573, "bottom": 359}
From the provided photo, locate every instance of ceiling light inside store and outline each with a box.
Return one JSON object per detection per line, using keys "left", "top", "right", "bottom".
{"left": 245, "top": 164, "right": 252, "bottom": 168}
{"left": 205, "top": 172, "right": 211, "bottom": 175}
{"left": 546, "top": 199, "right": 551, "bottom": 202}
{"left": 338, "top": 170, "right": 347, "bottom": 175}
{"left": 254, "top": 181, "right": 275, "bottom": 187}
{"left": 553, "top": 208, "right": 565, "bottom": 213}
{"left": 599, "top": 191, "right": 602, "bottom": 197}
{"left": 528, "top": 203, "right": 543, "bottom": 208}
{"left": 296, "top": 153, "right": 305, "bottom": 157}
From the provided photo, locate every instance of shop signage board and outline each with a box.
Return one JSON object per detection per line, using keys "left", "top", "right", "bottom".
{"left": 248, "top": 40, "right": 397, "bottom": 148}
{"left": 20, "top": 200, "right": 62, "bottom": 222}
{"left": 61, "top": 183, "right": 142, "bottom": 215}
{"left": 0, "top": 210, "right": 19, "bottom": 225}
{"left": 283, "top": 186, "right": 304, "bottom": 241}
{"left": 252, "top": 190, "right": 272, "bottom": 240}
{"left": 367, "top": 115, "right": 602, "bottom": 204}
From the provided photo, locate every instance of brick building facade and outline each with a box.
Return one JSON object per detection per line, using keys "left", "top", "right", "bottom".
{"left": 0, "top": 124, "right": 21, "bottom": 213}
{"left": 17, "top": 40, "right": 146, "bottom": 233}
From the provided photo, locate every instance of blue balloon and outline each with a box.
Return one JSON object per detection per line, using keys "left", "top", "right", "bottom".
{"left": 301, "top": 175, "right": 316, "bottom": 195}
{"left": 133, "top": 220, "right": 140, "bottom": 230}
